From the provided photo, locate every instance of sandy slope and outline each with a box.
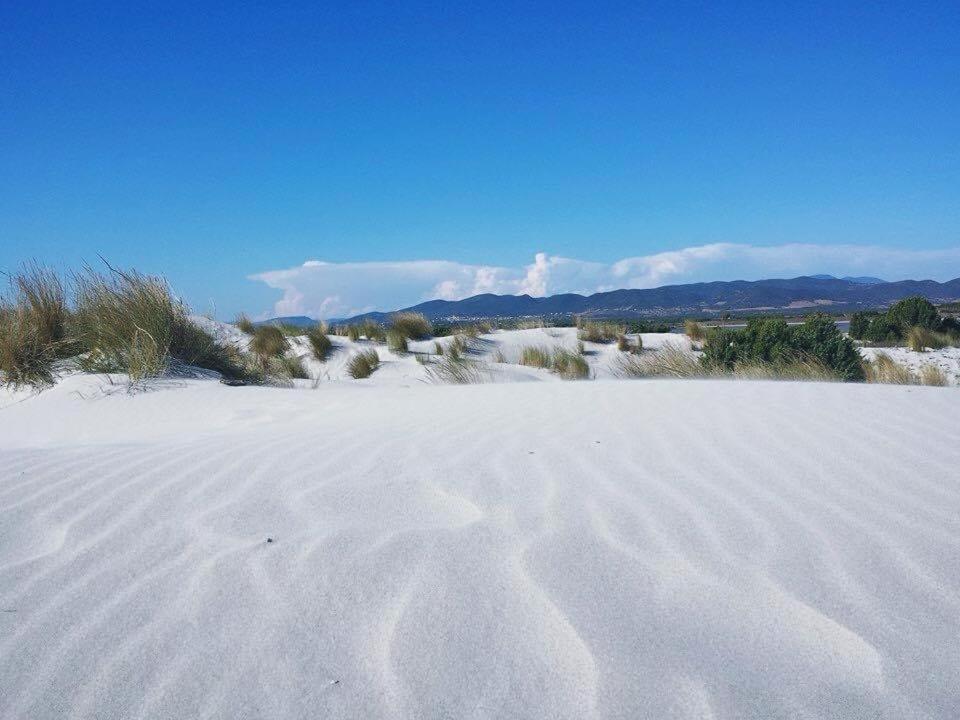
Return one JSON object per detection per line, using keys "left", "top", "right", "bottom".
{"left": 2, "top": 374, "right": 959, "bottom": 719}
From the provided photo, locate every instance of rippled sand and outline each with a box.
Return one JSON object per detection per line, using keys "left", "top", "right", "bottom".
{"left": 2, "top": 377, "right": 959, "bottom": 719}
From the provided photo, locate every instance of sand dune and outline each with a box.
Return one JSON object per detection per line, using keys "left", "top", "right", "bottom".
{"left": 2, "top": 374, "right": 959, "bottom": 719}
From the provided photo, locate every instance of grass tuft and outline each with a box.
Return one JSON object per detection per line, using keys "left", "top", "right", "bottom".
{"left": 390, "top": 311, "right": 433, "bottom": 340}
{"left": 864, "top": 352, "right": 917, "bottom": 385}
{"left": 919, "top": 363, "right": 948, "bottom": 386}
{"left": 234, "top": 314, "right": 256, "bottom": 334}
{"left": 684, "top": 319, "right": 706, "bottom": 343}
{"left": 249, "top": 325, "right": 289, "bottom": 362}
{"left": 577, "top": 320, "right": 626, "bottom": 343}
{"left": 307, "top": 325, "right": 333, "bottom": 361}
{"left": 347, "top": 348, "right": 380, "bottom": 378}
{"left": 519, "top": 345, "right": 552, "bottom": 368}
{"left": 387, "top": 328, "right": 409, "bottom": 353}
{"left": 551, "top": 348, "right": 591, "bottom": 379}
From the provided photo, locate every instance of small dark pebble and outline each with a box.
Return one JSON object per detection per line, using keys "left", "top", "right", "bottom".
{"left": 266, "top": 537, "right": 274, "bottom": 543}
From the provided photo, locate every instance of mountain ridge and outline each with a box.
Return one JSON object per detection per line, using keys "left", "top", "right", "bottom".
{"left": 262, "top": 275, "right": 960, "bottom": 325}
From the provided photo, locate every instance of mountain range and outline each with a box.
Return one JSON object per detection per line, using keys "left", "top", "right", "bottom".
{"left": 263, "top": 275, "right": 960, "bottom": 325}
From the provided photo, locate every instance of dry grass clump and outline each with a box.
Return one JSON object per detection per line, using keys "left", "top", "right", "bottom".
{"left": 684, "top": 319, "right": 706, "bottom": 343}
{"left": 732, "top": 357, "right": 839, "bottom": 382}
{"left": 519, "top": 345, "right": 552, "bottom": 368}
{"left": 447, "top": 334, "right": 470, "bottom": 360}
{"left": 906, "top": 326, "right": 950, "bottom": 352}
{"left": 234, "top": 314, "right": 256, "bottom": 334}
{"left": 919, "top": 364, "right": 948, "bottom": 387}
{"left": 434, "top": 340, "right": 444, "bottom": 355}
{"left": 307, "top": 325, "right": 333, "bottom": 361}
{"left": 390, "top": 311, "right": 433, "bottom": 340}
{"left": 347, "top": 348, "right": 380, "bottom": 378}
{"left": 864, "top": 352, "right": 917, "bottom": 385}
{"left": 616, "top": 334, "right": 642, "bottom": 353}
{"left": 551, "top": 348, "right": 591, "bottom": 379}
{"left": 617, "top": 344, "right": 708, "bottom": 379}
{"left": 387, "top": 328, "right": 409, "bottom": 353}
{"left": 577, "top": 320, "right": 626, "bottom": 343}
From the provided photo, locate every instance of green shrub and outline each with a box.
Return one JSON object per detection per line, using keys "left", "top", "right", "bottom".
{"left": 862, "top": 314, "right": 900, "bottom": 343}
{"left": 307, "top": 325, "right": 333, "bottom": 361}
{"left": 701, "top": 314, "right": 864, "bottom": 381}
{"left": 848, "top": 312, "right": 873, "bottom": 340}
{"left": 347, "top": 349, "right": 380, "bottom": 378}
{"left": 389, "top": 311, "right": 433, "bottom": 340}
{"left": 887, "top": 296, "right": 940, "bottom": 332}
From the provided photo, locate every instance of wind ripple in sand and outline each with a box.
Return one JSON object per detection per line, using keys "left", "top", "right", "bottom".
{"left": 1, "top": 379, "right": 959, "bottom": 719}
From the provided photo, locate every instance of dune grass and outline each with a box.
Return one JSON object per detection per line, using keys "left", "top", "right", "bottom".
{"left": 551, "top": 348, "right": 591, "bottom": 379}
{"left": 234, "top": 314, "right": 256, "bottom": 334}
{"left": 684, "top": 319, "right": 706, "bottom": 343}
{"left": 906, "top": 326, "right": 951, "bottom": 352}
{"left": 519, "top": 345, "right": 552, "bottom": 369}
{"left": 731, "top": 357, "right": 839, "bottom": 382}
{"left": 577, "top": 320, "right": 626, "bottom": 344}
{"left": 0, "top": 266, "right": 74, "bottom": 387}
{"left": 390, "top": 311, "right": 433, "bottom": 340}
{"left": 919, "top": 364, "right": 948, "bottom": 386}
{"left": 249, "top": 325, "right": 289, "bottom": 364}
{"left": 73, "top": 268, "right": 253, "bottom": 382}
{"left": 277, "top": 354, "right": 309, "bottom": 379}
{"left": 616, "top": 344, "right": 708, "bottom": 379}
{"left": 387, "top": 328, "right": 409, "bottom": 353}
{"left": 864, "top": 352, "right": 916, "bottom": 385}
{"left": 347, "top": 348, "right": 380, "bottom": 378}
{"left": 425, "top": 354, "right": 486, "bottom": 384}
{"left": 307, "top": 325, "right": 333, "bottom": 361}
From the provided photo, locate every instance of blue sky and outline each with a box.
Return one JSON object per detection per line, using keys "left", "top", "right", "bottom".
{"left": 2, "top": 1, "right": 958, "bottom": 318}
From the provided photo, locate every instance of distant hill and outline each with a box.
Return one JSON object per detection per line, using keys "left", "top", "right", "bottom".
{"left": 809, "top": 274, "right": 886, "bottom": 285}
{"left": 257, "top": 316, "right": 317, "bottom": 328}
{"left": 334, "top": 275, "right": 960, "bottom": 323}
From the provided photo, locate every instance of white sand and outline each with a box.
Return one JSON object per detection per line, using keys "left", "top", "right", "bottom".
{"left": 2, "top": 333, "right": 960, "bottom": 718}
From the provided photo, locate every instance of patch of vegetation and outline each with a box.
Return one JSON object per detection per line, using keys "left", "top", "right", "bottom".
{"left": 249, "top": 325, "right": 289, "bottom": 364}
{"left": 919, "top": 364, "right": 948, "bottom": 387}
{"left": 551, "top": 348, "right": 591, "bottom": 379}
{"left": 617, "top": 345, "right": 708, "bottom": 379}
{"left": 386, "top": 328, "right": 409, "bottom": 353}
{"left": 234, "top": 314, "right": 256, "bottom": 334}
{"left": 519, "top": 345, "right": 552, "bottom": 368}
{"left": 425, "top": 354, "right": 486, "bottom": 384}
{"left": 850, "top": 297, "right": 959, "bottom": 346}
{"left": 684, "top": 319, "right": 706, "bottom": 343}
{"left": 276, "top": 354, "right": 308, "bottom": 379}
{"left": 390, "top": 311, "right": 433, "bottom": 340}
{"left": 347, "top": 348, "right": 380, "bottom": 378}
{"left": 701, "top": 314, "right": 864, "bottom": 381}
{"left": 864, "top": 352, "right": 916, "bottom": 385}
{"left": 577, "top": 320, "right": 626, "bottom": 343}
{"left": 307, "top": 325, "right": 333, "bottom": 361}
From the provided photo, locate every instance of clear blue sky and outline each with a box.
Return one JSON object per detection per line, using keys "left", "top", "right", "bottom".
{"left": 2, "top": 1, "right": 958, "bottom": 318}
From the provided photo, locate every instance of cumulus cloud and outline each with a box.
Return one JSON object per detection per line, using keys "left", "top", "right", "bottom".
{"left": 250, "top": 243, "right": 960, "bottom": 319}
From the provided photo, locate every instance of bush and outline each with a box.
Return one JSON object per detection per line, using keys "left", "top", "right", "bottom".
{"left": 249, "top": 325, "right": 289, "bottom": 362}
{"left": 347, "top": 349, "right": 380, "bottom": 378}
{"left": 701, "top": 314, "right": 864, "bottom": 381}
{"left": 307, "top": 325, "right": 333, "bottom": 361}
{"left": 862, "top": 314, "right": 900, "bottom": 343}
{"left": 887, "top": 296, "right": 940, "bottom": 332}
{"left": 390, "top": 311, "right": 433, "bottom": 340}
{"left": 848, "top": 312, "right": 873, "bottom": 340}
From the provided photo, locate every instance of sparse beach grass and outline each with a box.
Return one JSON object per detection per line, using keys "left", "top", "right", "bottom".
{"left": 347, "top": 348, "right": 380, "bottom": 378}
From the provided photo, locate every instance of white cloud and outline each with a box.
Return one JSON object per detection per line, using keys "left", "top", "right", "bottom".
{"left": 250, "top": 243, "right": 960, "bottom": 319}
